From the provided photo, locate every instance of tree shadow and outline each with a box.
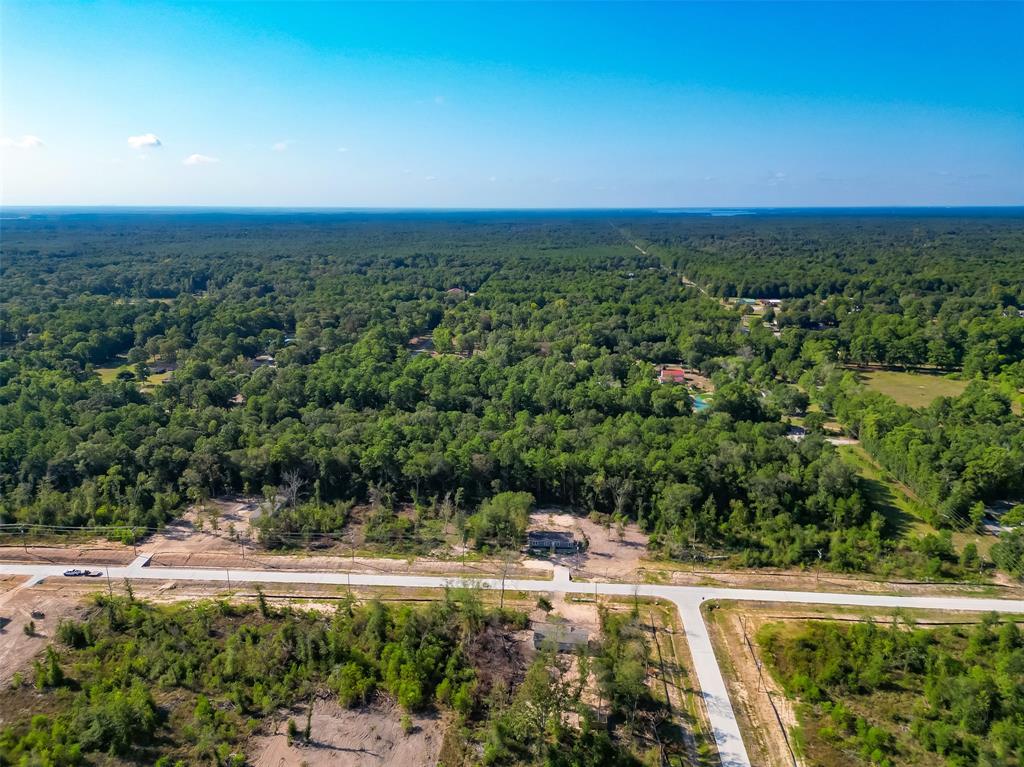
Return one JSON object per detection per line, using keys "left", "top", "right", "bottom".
{"left": 858, "top": 473, "right": 913, "bottom": 540}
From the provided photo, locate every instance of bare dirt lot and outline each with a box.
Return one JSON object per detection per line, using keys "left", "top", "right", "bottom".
{"left": 249, "top": 699, "right": 444, "bottom": 767}
{"left": 0, "top": 545, "right": 136, "bottom": 566}
{"left": 8, "top": 498, "right": 1019, "bottom": 600}
{"left": 144, "top": 496, "right": 263, "bottom": 557}
{"left": 527, "top": 509, "right": 649, "bottom": 580}
{"left": 0, "top": 578, "right": 91, "bottom": 693}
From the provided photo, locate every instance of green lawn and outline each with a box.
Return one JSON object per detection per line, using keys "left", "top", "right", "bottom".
{"left": 94, "top": 358, "right": 171, "bottom": 389}
{"left": 857, "top": 369, "right": 968, "bottom": 409}
{"left": 95, "top": 364, "right": 126, "bottom": 383}
{"left": 838, "top": 444, "right": 931, "bottom": 539}
{"left": 838, "top": 444, "right": 998, "bottom": 561}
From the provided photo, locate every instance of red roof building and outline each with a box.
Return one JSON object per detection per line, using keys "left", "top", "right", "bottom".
{"left": 658, "top": 367, "right": 687, "bottom": 384}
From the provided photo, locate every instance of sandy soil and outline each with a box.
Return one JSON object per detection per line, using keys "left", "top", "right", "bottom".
{"left": 145, "top": 497, "right": 263, "bottom": 555}
{"left": 144, "top": 498, "right": 549, "bottom": 580}
{"left": 544, "top": 592, "right": 601, "bottom": 631}
{"left": 528, "top": 509, "right": 649, "bottom": 580}
{"left": 150, "top": 548, "right": 547, "bottom": 580}
{"left": 705, "top": 605, "right": 803, "bottom": 767}
{"left": 0, "top": 498, "right": 551, "bottom": 581}
{"left": 0, "top": 578, "right": 91, "bottom": 692}
{"left": 826, "top": 435, "right": 859, "bottom": 446}
{"left": 0, "top": 575, "right": 21, "bottom": 597}
{"left": 249, "top": 699, "right": 443, "bottom": 767}
{"left": 0, "top": 545, "right": 136, "bottom": 565}
{"left": 651, "top": 563, "right": 1024, "bottom": 600}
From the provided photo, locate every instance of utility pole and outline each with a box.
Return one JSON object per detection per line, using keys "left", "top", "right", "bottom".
{"left": 21, "top": 527, "right": 27, "bottom": 553}
{"left": 500, "top": 551, "right": 510, "bottom": 610}
{"left": 106, "top": 566, "right": 112, "bottom": 596}
{"left": 226, "top": 568, "right": 231, "bottom": 592}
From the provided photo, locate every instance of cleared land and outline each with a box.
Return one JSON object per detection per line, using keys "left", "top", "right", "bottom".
{"left": 704, "top": 602, "right": 801, "bottom": 767}
{"left": 838, "top": 444, "right": 1001, "bottom": 564}
{"left": 856, "top": 369, "right": 968, "bottom": 408}
{"left": 0, "top": 577, "right": 92, "bottom": 691}
{"left": 249, "top": 700, "right": 444, "bottom": 767}
{"left": 838, "top": 444, "right": 931, "bottom": 537}
{"left": 527, "top": 509, "right": 650, "bottom": 580}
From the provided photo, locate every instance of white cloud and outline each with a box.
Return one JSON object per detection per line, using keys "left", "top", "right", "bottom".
{"left": 272, "top": 140, "right": 293, "bottom": 152}
{"left": 424, "top": 175, "right": 436, "bottom": 181}
{"left": 337, "top": 146, "right": 349, "bottom": 153}
{"left": 183, "top": 153, "right": 220, "bottom": 165}
{"left": 1, "top": 134, "right": 44, "bottom": 149}
{"left": 128, "top": 133, "right": 161, "bottom": 149}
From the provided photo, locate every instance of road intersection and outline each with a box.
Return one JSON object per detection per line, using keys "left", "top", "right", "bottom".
{"left": 2, "top": 558, "right": 1023, "bottom": 767}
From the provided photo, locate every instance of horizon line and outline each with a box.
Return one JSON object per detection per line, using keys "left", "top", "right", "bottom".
{"left": 4, "top": 204, "right": 1024, "bottom": 212}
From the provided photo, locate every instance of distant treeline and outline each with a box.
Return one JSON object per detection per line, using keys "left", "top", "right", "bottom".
{"left": 2, "top": 213, "right": 1023, "bottom": 573}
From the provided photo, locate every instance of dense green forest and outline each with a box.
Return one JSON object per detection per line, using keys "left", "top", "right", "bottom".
{"left": 2, "top": 211, "right": 1023, "bottom": 573}
{"left": 0, "top": 590, "right": 667, "bottom": 766}
{"left": 758, "top": 615, "right": 1024, "bottom": 767}
{"left": 643, "top": 214, "right": 1024, "bottom": 378}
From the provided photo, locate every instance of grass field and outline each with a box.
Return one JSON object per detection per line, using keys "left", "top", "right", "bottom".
{"left": 95, "top": 358, "right": 172, "bottom": 389}
{"left": 838, "top": 444, "right": 931, "bottom": 539}
{"left": 857, "top": 369, "right": 968, "bottom": 408}
{"left": 838, "top": 444, "right": 998, "bottom": 561}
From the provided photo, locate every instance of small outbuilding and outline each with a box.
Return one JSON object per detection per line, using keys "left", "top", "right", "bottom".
{"left": 252, "top": 354, "right": 276, "bottom": 368}
{"left": 149, "top": 359, "right": 178, "bottom": 374}
{"left": 533, "top": 622, "right": 591, "bottom": 653}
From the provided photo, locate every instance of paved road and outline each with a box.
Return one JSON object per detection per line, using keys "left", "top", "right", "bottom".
{"left": 3, "top": 559, "right": 1023, "bottom": 767}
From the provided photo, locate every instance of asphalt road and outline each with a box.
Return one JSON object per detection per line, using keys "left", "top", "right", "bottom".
{"left": 3, "top": 558, "right": 1023, "bottom": 767}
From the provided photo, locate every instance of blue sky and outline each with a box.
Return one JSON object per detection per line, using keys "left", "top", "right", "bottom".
{"left": 2, "top": 1, "right": 1022, "bottom": 207}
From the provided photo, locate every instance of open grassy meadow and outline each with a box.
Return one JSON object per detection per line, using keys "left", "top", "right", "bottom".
{"left": 857, "top": 369, "right": 968, "bottom": 408}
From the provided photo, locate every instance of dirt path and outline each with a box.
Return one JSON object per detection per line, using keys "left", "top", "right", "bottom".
{"left": 645, "top": 603, "right": 711, "bottom": 765}
{"left": 705, "top": 607, "right": 801, "bottom": 767}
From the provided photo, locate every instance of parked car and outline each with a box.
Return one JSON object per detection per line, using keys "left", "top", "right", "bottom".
{"left": 82, "top": 570, "right": 102, "bottom": 577}
{"left": 63, "top": 569, "right": 83, "bottom": 577}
